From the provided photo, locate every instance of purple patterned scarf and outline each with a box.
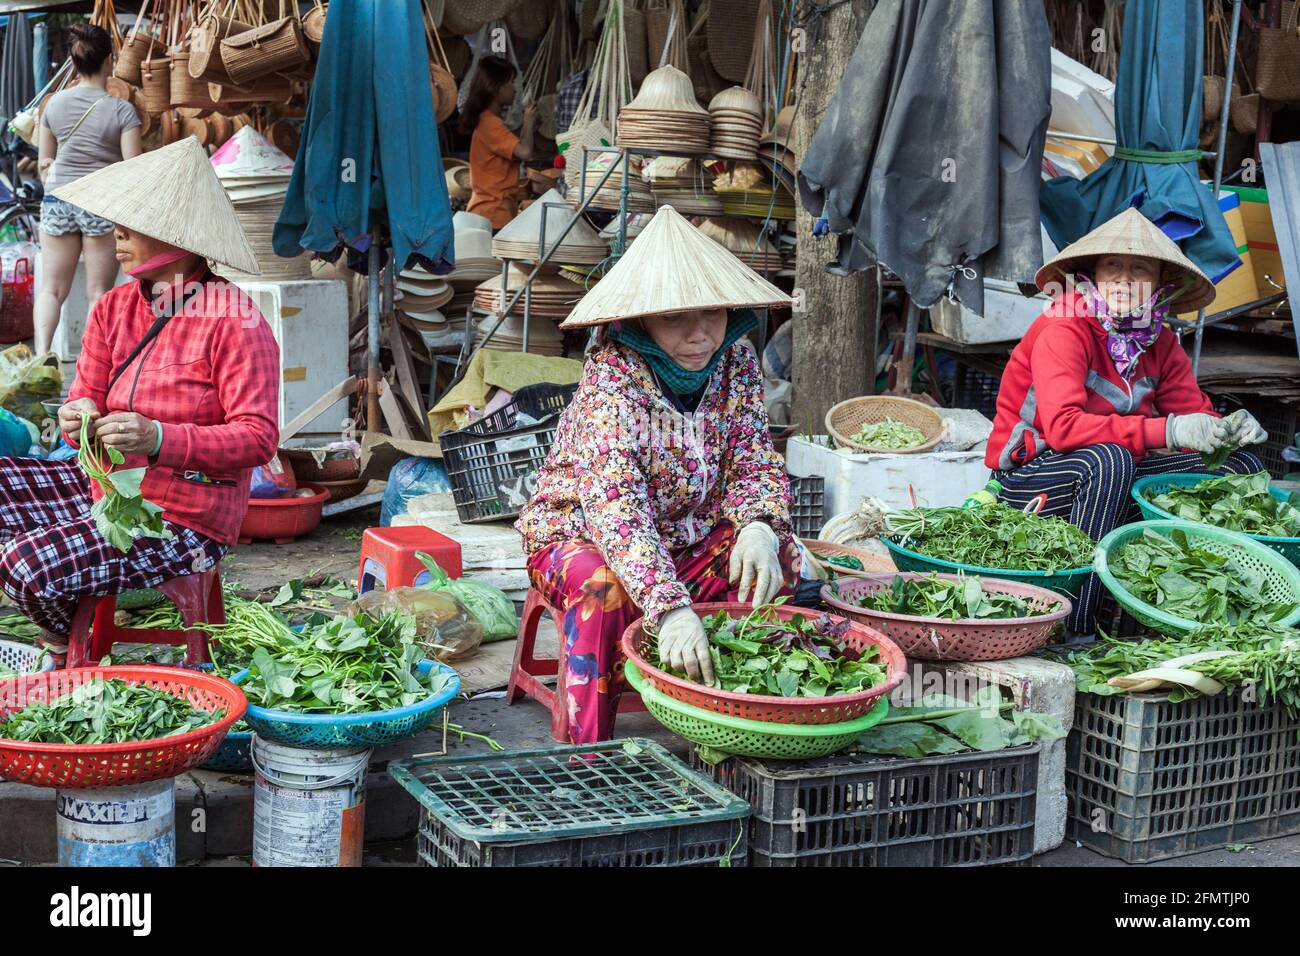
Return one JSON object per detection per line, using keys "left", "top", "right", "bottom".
{"left": 1076, "top": 274, "right": 1175, "bottom": 381}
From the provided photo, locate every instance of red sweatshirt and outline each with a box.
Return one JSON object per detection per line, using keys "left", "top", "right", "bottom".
{"left": 986, "top": 292, "right": 1216, "bottom": 471}
{"left": 68, "top": 271, "right": 281, "bottom": 545}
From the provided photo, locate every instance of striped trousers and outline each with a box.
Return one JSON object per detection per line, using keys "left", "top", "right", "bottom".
{"left": 993, "top": 443, "right": 1264, "bottom": 635}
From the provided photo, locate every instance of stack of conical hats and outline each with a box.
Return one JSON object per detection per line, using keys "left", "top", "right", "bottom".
{"left": 708, "top": 87, "right": 763, "bottom": 160}
{"left": 569, "top": 150, "right": 655, "bottom": 212}
{"left": 561, "top": 206, "right": 792, "bottom": 329}
{"left": 442, "top": 211, "right": 497, "bottom": 320}
{"left": 694, "top": 216, "right": 783, "bottom": 274}
{"left": 599, "top": 213, "right": 653, "bottom": 243}
{"left": 617, "top": 66, "right": 711, "bottom": 153}
{"left": 473, "top": 264, "right": 586, "bottom": 320}
{"left": 209, "top": 127, "right": 311, "bottom": 280}
{"left": 492, "top": 189, "right": 608, "bottom": 265}
{"left": 473, "top": 312, "right": 566, "bottom": 357}
{"left": 642, "top": 156, "right": 723, "bottom": 216}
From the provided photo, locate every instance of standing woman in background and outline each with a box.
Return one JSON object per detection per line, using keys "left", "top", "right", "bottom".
{"left": 460, "top": 55, "right": 537, "bottom": 230}
{"left": 35, "top": 23, "right": 141, "bottom": 356}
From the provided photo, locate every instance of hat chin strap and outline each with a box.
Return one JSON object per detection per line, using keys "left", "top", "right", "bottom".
{"left": 126, "top": 248, "right": 192, "bottom": 278}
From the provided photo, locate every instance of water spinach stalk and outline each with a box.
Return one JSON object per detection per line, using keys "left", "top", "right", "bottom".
{"left": 78, "top": 412, "right": 171, "bottom": 553}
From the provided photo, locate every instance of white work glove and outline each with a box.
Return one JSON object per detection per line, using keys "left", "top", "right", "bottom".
{"left": 1222, "top": 409, "right": 1268, "bottom": 448}
{"left": 728, "top": 522, "right": 783, "bottom": 608}
{"left": 1165, "top": 413, "right": 1229, "bottom": 454}
{"left": 657, "top": 606, "right": 714, "bottom": 685}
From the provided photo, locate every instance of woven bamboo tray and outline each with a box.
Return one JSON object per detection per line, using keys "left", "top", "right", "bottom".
{"left": 825, "top": 396, "right": 944, "bottom": 454}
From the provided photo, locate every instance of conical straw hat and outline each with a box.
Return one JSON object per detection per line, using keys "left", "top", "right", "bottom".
{"left": 1034, "top": 207, "right": 1214, "bottom": 313}
{"left": 559, "top": 205, "right": 792, "bottom": 328}
{"left": 493, "top": 189, "right": 607, "bottom": 258}
{"left": 52, "top": 136, "right": 259, "bottom": 275}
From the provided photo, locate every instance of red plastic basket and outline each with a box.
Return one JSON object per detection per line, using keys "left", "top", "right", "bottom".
{"left": 238, "top": 482, "right": 328, "bottom": 544}
{"left": 821, "top": 573, "right": 1071, "bottom": 662}
{"left": 621, "top": 602, "right": 906, "bottom": 725}
{"left": 0, "top": 665, "right": 247, "bottom": 788}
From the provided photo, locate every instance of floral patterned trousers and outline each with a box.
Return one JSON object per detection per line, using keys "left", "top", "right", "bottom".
{"left": 526, "top": 522, "right": 801, "bottom": 744}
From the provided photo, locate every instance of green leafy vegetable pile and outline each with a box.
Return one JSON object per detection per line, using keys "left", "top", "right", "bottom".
{"left": 652, "top": 600, "right": 888, "bottom": 698}
{"left": 1146, "top": 472, "right": 1300, "bottom": 538}
{"left": 855, "top": 572, "right": 1059, "bottom": 620}
{"left": 1055, "top": 623, "right": 1300, "bottom": 711}
{"left": 823, "top": 554, "right": 865, "bottom": 573}
{"left": 851, "top": 419, "right": 927, "bottom": 449}
{"left": 0, "top": 678, "right": 222, "bottom": 744}
{"left": 851, "top": 688, "right": 1066, "bottom": 757}
{"left": 887, "top": 505, "right": 1094, "bottom": 573}
{"left": 0, "top": 610, "right": 41, "bottom": 643}
{"left": 1109, "top": 527, "right": 1295, "bottom": 626}
{"left": 78, "top": 412, "right": 172, "bottom": 554}
{"left": 206, "top": 600, "right": 453, "bottom": 714}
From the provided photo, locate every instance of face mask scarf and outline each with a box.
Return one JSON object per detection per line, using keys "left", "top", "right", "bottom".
{"left": 1076, "top": 272, "right": 1177, "bottom": 381}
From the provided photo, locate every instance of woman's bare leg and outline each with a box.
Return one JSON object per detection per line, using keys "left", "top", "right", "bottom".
{"left": 81, "top": 230, "right": 120, "bottom": 310}
{"left": 33, "top": 230, "right": 82, "bottom": 356}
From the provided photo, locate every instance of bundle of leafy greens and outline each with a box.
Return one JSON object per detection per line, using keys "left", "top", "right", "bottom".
{"left": 887, "top": 504, "right": 1094, "bottom": 573}
{"left": 1109, "top": 528, "right": 1295, "bottom": 625}
{"left": 0, "top": 678, "right": 222, "bottom": 744}
{"left": 0, "top": 610, "right": 41, "bottom": 643}
{"left": 855, "top": 572, "right": 1059, "bottom": 620}
{"left": 1054, "top": 623, "right": 1300, "bottom": 712}
{"left": 1146, "top": 472, "right": 1300, "bottom": 537}
{"left": 823, "top": 554, "right": 865, "bottom": 573}
{"left": 851, "top": 419, "right": 927, "bottom": 449}
{"left": 652, "top": 600, "right": 888, "bottom": 697}
{"left": 851, "top": 687, "right": 1066, "bottom": 757}
{"left": 78, "top": 412, "right": 172, "bottom": 553}
{"left": 212, "top": 606, "right": 453, "bottom": 714}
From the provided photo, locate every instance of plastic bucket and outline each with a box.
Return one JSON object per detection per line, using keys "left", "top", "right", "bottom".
{"left": 56, "top": 779, "right": 175, "bottom": 867}
{"left": 251, "top": 736, "right": 370, "bottom": 867}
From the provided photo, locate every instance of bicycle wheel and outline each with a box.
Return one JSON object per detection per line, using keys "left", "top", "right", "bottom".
{"left": 0, "top": 204, "right": 38, "bottom": 243}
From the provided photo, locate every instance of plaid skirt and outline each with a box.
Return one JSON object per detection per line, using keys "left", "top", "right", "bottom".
{"left": 0, "top": 458, "right": 227, "bottom": 637}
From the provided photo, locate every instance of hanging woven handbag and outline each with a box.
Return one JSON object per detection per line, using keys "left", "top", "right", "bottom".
{"left": 1257, "top": 1, "right": 1300, "bottom": 104}
{"left": 188, "top": 0, "right": 254, "bottom": 84}
{"left": 220, "top": 0, "right": 310, "bottom": 86}
{"left": 115, "top": 0, "right": 167, "bottom": 85}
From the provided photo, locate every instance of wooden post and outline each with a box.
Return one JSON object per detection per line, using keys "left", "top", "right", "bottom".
{"left": 791, "top": 0, "right": 877, "bottom": 435}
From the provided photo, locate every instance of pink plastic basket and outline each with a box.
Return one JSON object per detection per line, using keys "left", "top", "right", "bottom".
{"left": 621, "top": 602, "right": 906, "bottom": 725}
{"left": 821, "top": 573, "right": 1070, "bottom": 662}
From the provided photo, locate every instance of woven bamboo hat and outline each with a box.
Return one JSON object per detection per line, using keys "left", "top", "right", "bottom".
{"left": 52, "top": 136, "right": 259, "bottom": 275}
{"left": 1035, "top": 207, "right": 1215, "bottom": 313}
{"left": 560, "top": 205, "right": 792, "bottom": 328}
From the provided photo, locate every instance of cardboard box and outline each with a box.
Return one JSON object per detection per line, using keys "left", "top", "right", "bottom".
{"left": 1221, "top": 184, "right": 1286, "bottom": 292}
{"left": 1177, "top": 192, "right": 1259, "bottom": 320}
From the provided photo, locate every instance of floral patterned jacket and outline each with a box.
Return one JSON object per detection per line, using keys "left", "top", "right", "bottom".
{"left": 516, "top": 340, "right": 793, "bottom": 626}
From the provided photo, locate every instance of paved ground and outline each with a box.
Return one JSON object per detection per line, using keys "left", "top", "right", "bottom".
{"left": 4, "top": 505, "right": 1299, "bottom": 867}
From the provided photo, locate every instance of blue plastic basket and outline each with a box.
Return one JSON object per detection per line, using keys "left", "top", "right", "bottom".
{"left": 200, "top": 729, "right": 253, "bottom": 772}
{"left": 231, "top": 660, "right": 461, "bottom": 748}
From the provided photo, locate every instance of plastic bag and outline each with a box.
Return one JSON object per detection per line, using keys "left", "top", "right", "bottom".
{"left": 0, "top": 344, "right": 61, "bottom": 426}
{"left": 348, "top": 587, "right": 483, "bottom": 662}
{"left": 417, "top": 552, "right": 518, "bottom": 642}
{"left": 250, "top": 453, "right": 298, "bottom": 498}
{"left": 381, "top": 456, "right": 452, "bottom": 525}
{"left": 0, "top": 408, "right": 36, "bottom": 457}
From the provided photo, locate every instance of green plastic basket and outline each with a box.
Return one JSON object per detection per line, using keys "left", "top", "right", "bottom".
{"left": 625, "top": 662, "right": 888, "bottom": 761}
{"left": 1095, "top": 519, "right": 1300, "bottom": 637}
{"left": 882, "top": 537, "right": 1092, "bottom": 600}
{"left": 1131, "top": 473, "right": 1300, "bottom": 567}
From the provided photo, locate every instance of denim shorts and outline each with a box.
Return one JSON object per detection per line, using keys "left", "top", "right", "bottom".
{"left": 40, "top": 196, "right": 114, "bottom": 238}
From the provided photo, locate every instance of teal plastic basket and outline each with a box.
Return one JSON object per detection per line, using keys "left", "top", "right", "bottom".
{"left": 200, "top": 729, "right": 252, "bottom": 772}
{"left": 1095, "top": 519, "right": 1300, "bottom": 637}
{"left": 231, "top": 660, "right": 461, "bottom": 748}
{"left": 1131, "top": 473, "right": 1300, "bottom": 567}
{"left": 882, "top": 537, "right": 1092, "bottom": 600}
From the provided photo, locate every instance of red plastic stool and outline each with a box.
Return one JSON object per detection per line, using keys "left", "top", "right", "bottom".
{"left": 507, "top": 588, "right": 646, "bottom": 743}
{"left": 358, "top": 526, "right": 462, "bottom": 594}
{"left": 66, "top": 567, "right": 225, "bottom": 669}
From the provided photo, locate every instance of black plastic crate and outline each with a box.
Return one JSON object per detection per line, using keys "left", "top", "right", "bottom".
{"left": 691, "top": 745, "right": 1039, "bottom": 867}
{"left": 953, "top": 365, "right": 1002, "bottom": 420}
{"left": 439, "top": 382, "right": 578, "bottom": 523}
{"left": 788, "top": 473, "right": 825, "bottom": 538}
{"left": 390, "top": 739, "right": 750, "bottom": 867}
{"left": 1208, "top": 394, "right": 1298, "bottom": 479}
{"left": 1065, "top": 691, "right": 1300, "bottom": 863}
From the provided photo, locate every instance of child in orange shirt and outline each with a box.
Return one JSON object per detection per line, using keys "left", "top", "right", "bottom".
{"left": 461, "top": 56, "right": 537, "bottom": 230}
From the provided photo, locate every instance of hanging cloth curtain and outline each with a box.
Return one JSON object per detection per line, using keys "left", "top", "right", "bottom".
{"left": 273, "top": 0, "right": 454, "bottom": 274}
{"left": 0, "top": 12, "right": 35, "bottom": 125}
{"left": 1039, "top": 0, "right": 1240, "bottom": 283}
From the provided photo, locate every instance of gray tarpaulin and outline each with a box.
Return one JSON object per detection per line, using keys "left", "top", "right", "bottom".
{"left": 0, "top": 12, "right": 34, "bottom": 126}
{"left": 798, "top": 0, "right": 1051, "bottom": 315}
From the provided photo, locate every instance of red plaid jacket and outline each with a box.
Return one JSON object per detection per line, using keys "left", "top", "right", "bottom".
{"left": 68, "top": 269, "right": 280, "bottom": 545}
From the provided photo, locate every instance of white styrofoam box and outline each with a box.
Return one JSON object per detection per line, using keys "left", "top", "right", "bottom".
{"left": 786, "top": 434, "right": 991, "bottom": 518}
{"left": 35, "top": 253, "right": 130, "bottom": 369}
{"left": 236, "top": 279, "right": 349, "bottom": 438}
{"left": 1049, "top": 48, "right": 1115, "bottom": 145}
{"left": 914, "top": 656, "right": 1076, "bottom": 855}
{"left": 930, "top": 226, "right": 1057, "bottom": 344}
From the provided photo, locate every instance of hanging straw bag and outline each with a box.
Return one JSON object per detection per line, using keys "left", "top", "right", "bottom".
{"left": 302, "top": 0, "right": 328, "bottom": 51}
{"left": 140, "top": 45, "right": 173, "bottom": 115}
{"left": 1257, "top": 1, "right": 1300, "bottom": 104}
{"left": 424, "top": 0, "right": 458, "bottom": 123}
{"left": 221, "top": 0, "right": 310, "bottom": 86}
{"left": 116, "top": 0, "right": 167, "bottom": 85}
{"left": 189, "top": 0, "right": 254, "bottom": 84}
